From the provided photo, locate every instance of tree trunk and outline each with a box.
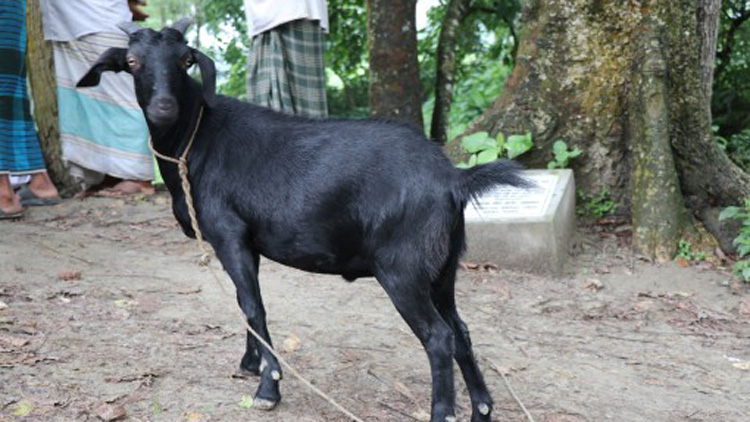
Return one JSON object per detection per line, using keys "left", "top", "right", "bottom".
{"left": 629, "top": 20, "right": 690, "bottom": 260}
{"left": 26, "top": 0, "right": 79, "bottom": 196}
{"left": 367, "top": 0, "right": 423, "bottom": 128}
{"left": 430, "top": 0, "right": 472, "bottom": 144}
{"left": 449, "top": 0, "right": 750, "bottom": 259}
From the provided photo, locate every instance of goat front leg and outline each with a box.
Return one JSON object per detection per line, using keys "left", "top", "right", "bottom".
{"left": 213, "top": 239, "right": 282, "bottom": 410}
{"left": 237, "top": 252, "right": 262, "bottom": 377}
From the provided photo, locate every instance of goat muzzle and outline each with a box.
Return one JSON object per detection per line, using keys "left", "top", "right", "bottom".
{"left": 146, "top": 96, "right": 179, "bottom": 126}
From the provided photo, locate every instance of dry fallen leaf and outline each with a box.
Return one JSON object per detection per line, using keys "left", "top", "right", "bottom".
{"left": 411, "top": 409, "right": 430, "bottom": 421}
{"left": 185, "top": 412, "right": 210, "bottom": 422}
{"left": 95, "top": 403, "right": 126, "bottom": 421}
{"left": 176, "top": 287, "right": 202, "bottom": 295}
{"left": 282, "top": 334, "right": 301, "bottom": 353}
{"left": 393, "top": 381, "right": 417, "bottom": 403}
{"left": 0, "top": 300, "right": 7, "bottom": 310}
{"left": 732, "top": 362, "right": 750, "bottom": 371}
{"left": 0, "top": 334, "right": 29, "bottom": 349}
{"left": 58, "top": 270, "right": 82, "bottom": 281}
{"left": 113, "top": 299, "right": 138, "bottom": 309}
{"left": 739, "top": 299, "right": 750, "bottom": 318}
{"left": 583, "top": 279, "right": 604, "bottom": 291}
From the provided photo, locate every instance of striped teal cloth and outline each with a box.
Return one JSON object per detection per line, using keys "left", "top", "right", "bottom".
{"left": 0, "top": 0, "right": 46, "bottom": 175}
{"left": 247, "top": 19, "right": 328, "bottom": 118}
{"left": 53, "top": 32, "right": 152, "bottom": 183}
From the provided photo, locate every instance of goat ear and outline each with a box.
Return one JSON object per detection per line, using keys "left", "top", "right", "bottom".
{"left": 191, "top": 48, "right": 217, "bottom": 107}
{"left": 77, "top": 48, "right": 128, "bottom": 87}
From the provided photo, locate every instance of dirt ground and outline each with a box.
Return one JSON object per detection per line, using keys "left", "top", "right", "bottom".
{"left": 1, "top": 193, "right": 749, "bottom": 422}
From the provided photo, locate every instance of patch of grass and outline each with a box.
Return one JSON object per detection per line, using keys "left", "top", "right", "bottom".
{"left": 578, "top": 189, "right": 617, "bottom": 220}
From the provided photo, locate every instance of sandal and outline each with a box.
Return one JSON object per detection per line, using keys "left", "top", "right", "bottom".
{"left": 17, "top": 185, "right": 61, "bottom": 206}
{"left": 0, "top": 208, "right": 24, "bottom": 220}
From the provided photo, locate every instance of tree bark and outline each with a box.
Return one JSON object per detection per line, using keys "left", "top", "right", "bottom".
{"left": 430, "top": 0, "right": 472, "bottom": 144}
{"left": 629, "top": 21, "right": 690, "bottom": 260}
{"left": 449, "top": 0, "right": 750, "bottom": 259}
{"left": 26, "top": 0, "right": 79, "bottom": 196}
{"left": 367, "top": 0, "right": 423, "bottom": 128}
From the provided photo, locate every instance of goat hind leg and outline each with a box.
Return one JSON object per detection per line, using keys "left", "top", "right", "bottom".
{"left": 431, "top": 267, "right": 493, "bottom": 422}
{"left": 377, "top": 269, "right": 457, "bottom": 422}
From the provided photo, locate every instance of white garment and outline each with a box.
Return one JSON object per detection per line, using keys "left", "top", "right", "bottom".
{"left": 40, "top": 0, "right": 133, "bottom": 42}
{"left": 244, "top": 0, "right": 328, "bottom": 37}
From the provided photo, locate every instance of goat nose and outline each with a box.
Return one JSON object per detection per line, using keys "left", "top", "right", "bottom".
{"left": 154, "top": 97, "right": 176, "bottom": 111}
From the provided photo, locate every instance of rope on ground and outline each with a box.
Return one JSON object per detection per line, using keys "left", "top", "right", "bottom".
{"left": 148, "top": 109, "right": 365, "bottom": 422}
{"left": 485, "top": 357, "right": 536, "bottom": 422}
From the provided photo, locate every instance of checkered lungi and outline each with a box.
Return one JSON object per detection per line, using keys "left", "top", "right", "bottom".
{"left": 0, "top": 0, "right": 46, "bottom": 175}
{"left": 247, "top": 19, "right": 327, "bottom": 118}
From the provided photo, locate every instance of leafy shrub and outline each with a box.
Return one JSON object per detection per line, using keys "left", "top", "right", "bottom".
{"left": 676, "top": 240, "right": 707, "bottom": 262}
{"left": 578, "top": 189, "right": 617, "bottom": 220}
{"left": 456, "top": 131, "right": 532, "bottom": 168}
{"left": 719, "top": 198, "right": 750, "bottom": 282}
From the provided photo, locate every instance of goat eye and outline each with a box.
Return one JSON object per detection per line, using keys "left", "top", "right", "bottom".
{"left": 126, "top": 56, "right": 140, "bottom": 69}
{"left": 183, "top": 56, "right": 194, "bottom": 68}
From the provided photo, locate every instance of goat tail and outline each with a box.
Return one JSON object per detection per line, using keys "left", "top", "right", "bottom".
{"left": 459, "top": 160, "right": 531, "bottom": 201}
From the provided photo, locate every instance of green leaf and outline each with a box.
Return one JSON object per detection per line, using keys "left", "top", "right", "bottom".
{"left": 455, "top": 162, "right": 471, "bottom": 169}
{"left": 506, "top": 133, "right": 533, "bottom": 159}
{"left": 547, "top": 161, "right": 559, "bottom": 169}
{"left": 719, "top": 206, "right": 741, "bottom": 220}
{"left": 238, "top": 395, "right": 254, "bottom": 409}
{"left": 12, "top": 401, "right": 34, "bottom": 417}
{"left": 461, "top": 132, "right": 495, "bottom": 153}
{"left": 568, "top": 147, "right": 583, "bottom": 158}
{"left": 552, "top": 140, "right": 568, "bottom": 156}
{"left": 468, "top": 154, "right": 478, "bottom": 167}
{"left": 476, "top": 148, "right": 500, "bottom": 165}
{"left": 742, "top": 266, "right": 750, "bottom": 281}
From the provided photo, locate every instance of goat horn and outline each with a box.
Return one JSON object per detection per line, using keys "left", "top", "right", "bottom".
{"left": 117, "top": 21, "right": 142, "bottom": 36}
{"left": 171, "top": 18, "right": 193, "bottom": 35}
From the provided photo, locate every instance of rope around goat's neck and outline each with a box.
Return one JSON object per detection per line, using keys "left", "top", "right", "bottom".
{"left": 148, "top": 106, "right": 211, "bottom": 266}
{"left": 146, "top": 107, "right": 365, "bottom": 422}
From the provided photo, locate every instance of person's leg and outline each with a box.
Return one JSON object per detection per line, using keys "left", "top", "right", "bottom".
{"left": 0, "top": 174, "right": 22, "bottom": 215}
{"left": 54, "top": 33, "right": 153, "bottom": 189}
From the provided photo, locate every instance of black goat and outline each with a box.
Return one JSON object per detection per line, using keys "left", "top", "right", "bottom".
{"left": 77, "top": 20, "right": 525, "bottom": 422}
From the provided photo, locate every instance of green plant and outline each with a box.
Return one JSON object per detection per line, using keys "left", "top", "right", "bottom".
{"left": 547, "top": 140, "right": 583, "bottom": 169}
{"left": 676, "top": 240, "right": 707, "bottom": 262}
{"left": 719, "top": 198, "right": 750, "bottom": 282}
{"left": 456, "top": 131, "right": 533, "bottom": 168}
{"left": 578, "top": 189, "right": 617, "bottom": 219}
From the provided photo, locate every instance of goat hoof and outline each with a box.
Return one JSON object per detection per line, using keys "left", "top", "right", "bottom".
{"left": 237, "top": 357, "right": 261, "bottom": 377}
{"left": 252, "top": 397, "right": 279, "bottom": 411}
{"left": 239, "top": 353, "right": 261, "bottom": 376}
{"left": 471, "top": 402, "right": 492, "bottom": 421}
{"left": 235, "top": 365, "right": 260, "bottom": 378}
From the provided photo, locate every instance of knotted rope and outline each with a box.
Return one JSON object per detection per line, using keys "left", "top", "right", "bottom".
{"left": 147, "top": 107, "right": 364, "bottom": 422}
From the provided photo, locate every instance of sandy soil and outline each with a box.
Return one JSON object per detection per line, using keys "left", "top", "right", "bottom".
{"left": 1, "top": 193, "right": 749, "bottom": 422}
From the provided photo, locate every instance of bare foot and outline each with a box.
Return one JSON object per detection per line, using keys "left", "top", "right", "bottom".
{"left": 0, "top": 175, "right": 23, "bottom": 215}
{"left": 113, "top": 180, "right": 155, "bottom": 195}
{"left": 0, "top": 195, "right": 22, "bottom": 216}
{"left": 29, "top": 172, "right": 61, "bottom": 200}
